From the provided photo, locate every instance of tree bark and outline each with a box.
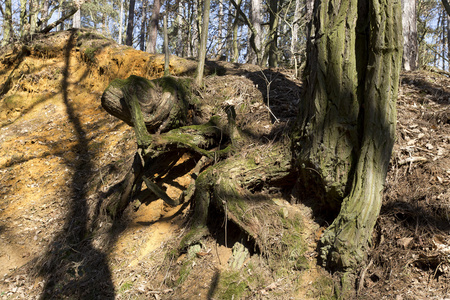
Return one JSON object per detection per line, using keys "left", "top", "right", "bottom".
{"left": 290, "top": 0, "right": 301, "bottom": 65}
{"left": 147, "top": 0, "right": 162, "bottom": 53}
{"left": 164, "top": 13, "right": 170, "bottom": 76}
{"left": 217, "top": 0, "right": 224, "bottom": 59}
{"left": 251, "top": 0, "right": 262, "bottom": 64}
{"left": 2, "top": 0, "right": 13, "bottom": 45}
{"left": 268, "top": 0, "right": 279, "bottom": 68}
{"left": 177, "top": 0, "right": 184, "bottom": 56}
{"left": 101, "top": 76, "right": 191, "bottom": 134}
{"left": 140, "top": 0, "right": 148, "bottom": 51}
{"left": 73, "top": 6, "right": 81, "bottom": 29}
{"left": 232, "top": 0, "right": 242, "bottom": 63}
{"left": 20, "top": 0, "right": 28, "bottom": 37}
{"left": 401, "top": 0, "right": 418, "bottom": 71}
{"left": 28, "top": 0, "right": 38, "bottom": 33}
{"left": 119, "top": 0, "right": 124, "bottom": 44}
{"left": 126, "top": 0, "right": 136, "bottom": 46}
{"left": 442, "top": 0, "right": 450, "bottom": 17}
{"left": 40, "top": 0, "right": 49, "bottom": 30}
{"left": 196, "top": 0, "right": 211, "bottom": 85}
{"left": 294, "top": 0, "right": 402, "bottom": 273}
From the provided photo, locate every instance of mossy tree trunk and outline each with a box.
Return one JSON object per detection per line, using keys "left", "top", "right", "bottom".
{"left": 294, "top": 0, "right": 402, "bottom": 271}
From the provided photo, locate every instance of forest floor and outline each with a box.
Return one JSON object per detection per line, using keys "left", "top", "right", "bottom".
{"left": 0, "top": 30, "right": 449, "bottom": 299}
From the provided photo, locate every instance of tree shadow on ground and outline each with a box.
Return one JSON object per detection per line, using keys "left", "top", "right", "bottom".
{"left": 38, "top": 29, "right": 115, "bottom": 300}
{"left": 401, "top": 73, "right": 450, "bottom": 106}
{"left": 205, "top": 60, "right": 302, "bottom": 143}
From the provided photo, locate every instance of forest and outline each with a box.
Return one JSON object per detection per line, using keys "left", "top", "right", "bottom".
{"left": 2, "top": 0, "right": 449, "bottom": 69}
{"left": 0, "top": 0, "right": 449, "bottom": 299}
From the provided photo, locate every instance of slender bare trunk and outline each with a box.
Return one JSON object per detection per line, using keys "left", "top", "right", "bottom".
{"left": 119, "top": 0, "right": 124, "bottom": 44}
{"left": 126, "top": 0, "right": 136, "bottom": 46}
{"left": 177, "top": 0, "right": 183, "bottom": 56}
{"left": 195, "top": 0, "right": 210, "bottom": 85}
{"left": 2, "top": 0, "right": 13, "bottom": 45}
{"left": 147, "top": 0, "right": 161, "bottom": 53}
{"left": 291, "top": 0, "right": 301, "bottom": 65}
{"left": 232, "top": 0, "right": 242, "bottom": 62}
{"left": 164, "top": 13, "right": 170, "bottom": 76}
{"left": 217, "top": 0, "right": 224, "bottom": 59}
{"left": 401, "top": 0, "right": 418, "bottom": 70}
{"left": 251, "top": 0, "right": 262, "bottom": 64}
{"left": 268, "top": 0, "right": 279, "bottom": 67}
{"left": 140, "top": 0, "right": 148, "bottom": 51}
{"left": 20, "top": 0, "right": 28, "bottom": 37}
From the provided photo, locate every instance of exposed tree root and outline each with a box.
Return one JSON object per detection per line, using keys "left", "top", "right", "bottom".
{"left": 100, "top": 74, "right": 297, "bottom": 255}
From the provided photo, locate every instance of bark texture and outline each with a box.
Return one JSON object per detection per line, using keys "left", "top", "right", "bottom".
{"left": 195, "top": 0, "right": 211, "bottom": 85}
{"left": 147, "top": 0, "right": 162, "bottom": 53}
{"left": 101, "top": 76, "right": 191, "bottom": 135}
{"left": 126, "top": 0, "right": 136, "bottom": 46}
{"left": 402, "top": 0, "right": 418, "bottom": 71}
{"left": 294, "top": 0, "right": 402, "bottom": 271}
{"left": 2, "top": 0, "right": 13, "bottom": 45}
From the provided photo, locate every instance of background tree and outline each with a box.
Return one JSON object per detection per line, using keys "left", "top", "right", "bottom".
{"left": 267, "top": 0, "right": 280, "bottom": 67}
{"left": 118, "top": 0, "right": 124, "bottom": 44}
{"left": 195, "top": 0, "right": 210, "bottom": 85}
{"left": 402, "top": 0, "right": 418, "bottom": 70}
{"left": 147, "top": 0, "right": 162, "bottom": 53}
{"left": 139, "top": 0, "right": 148, "bottom": 50}
{"left": 126, "top": 0, "right": 136, "bottom": 46}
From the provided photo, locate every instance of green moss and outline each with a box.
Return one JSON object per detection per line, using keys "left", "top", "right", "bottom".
{"left": 3, "top": 95, "right": 21, "bottom": 109}
{"left": 177, "top": 259, "right": 194, "bottom": 285}
{"left": 178, "top": 226, "right": 209, "bottom": 251}
{"left": 119, "top": 281, "right": 133, "bottom": 293}
{"left": 84, "top": 47, "right": 97, "bottom": 61}
{"left": 308, "top": 276, "right": 336, "bottom": 300}
{"left": 213, "top": 270, "right": 248, "bottom": 299}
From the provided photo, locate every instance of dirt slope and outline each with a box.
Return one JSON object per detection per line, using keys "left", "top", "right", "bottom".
{"left": 0, "top": 30, "right": 449, "bottom": 299}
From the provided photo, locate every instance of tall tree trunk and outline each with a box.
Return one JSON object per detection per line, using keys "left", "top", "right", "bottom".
{"left": 196, "top": 0, "right": 203, "bottom": 48}
{"left": 294, "top": 0, "right": 402, "bottom": 274}
{"left": 226, "top": 4, "right": 233, "bottom": 60}
{"left": 126, "top": 0, "right": 136, "bottom": 46}
{"left": 290, "top": 0, "right": 301, "bottom": 64}
{"left": 177, "top": 0, "right": 183, "bottom": 56}
{"left": 251, "top": 0, "right": 262, "bottom": 64}
{"left": 73, "top": 3, "right": 81, "bottom": 29}
{"left": 446, "top": 14, "right": 448, "bottom": 70}
{"left": 58, "top": 0, "right": 63, "bottom": 31}
{"left": 140, "top": 0, "right": 148, "bottom": 51}
{"left": 119, "top": 0, "right": 124, "bottom": 44}
{"left": 20, "top": 0, "right": 28, "bottom": 37}
{"left": 232, "top": 0, "right": 242, "bottom": 62}
{"left": 268, "top": 0, "right": 279, "bottom": 67}
{"left": 164, "top": 13, "right": 170, "bottom": 76}
{"left": 305, "top": 0, "right": 314, "bottom": 38}
{"left": 147, "top": 0, "right": 161, "bottom": 53}
{"left": 448, "top": 15, "right": 450, "bottom": 70}
{"left": 195, "top": 0, "right": 210, "bottom": 85}
{"left": 217, "top": 0, "right": 224, "bottom": 59}
{"left": 29, "top": 0, "right": 38, "bottom": 33}
{"left": 435, "top": 12, "right": 442, "bottom": 68}
{"left": 401, "top": 0, "right": 418, "bottom": 71}
{"left": 41, "top": 0, "right": 49, "bottom": 30}
{"left": 2, "top": 0, "right": 13, "bottom": 45}
{"left": 187, "top": 1, "right": 194, "bottom": 57}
